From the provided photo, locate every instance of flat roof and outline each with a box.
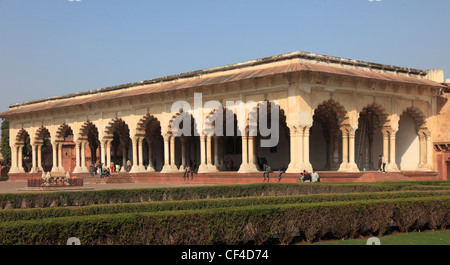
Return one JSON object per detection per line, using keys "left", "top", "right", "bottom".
{"left": 0, "top": 51, "right": 445, "bottom": 118}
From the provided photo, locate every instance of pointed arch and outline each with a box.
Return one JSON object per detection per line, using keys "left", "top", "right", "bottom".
{"left": 15, "top": 128, "right": 30, "bottom": 145}
{"left": 55, "top": 124, "right": 73, "bottom": 142}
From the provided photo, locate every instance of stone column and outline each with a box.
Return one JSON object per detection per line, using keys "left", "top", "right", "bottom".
{"left": 386, "top": 130, "right": 399, "bottom": 172}
{"left": 198, "top": 135, "right": 208, "bottom": 172}
{"left": 180, "top": 137, "right": 186, "bottom": 171}
{"left": 58, "top": 143, "right": 63, "bottom": 172}
{"left": 147, "top": 139, "right": 155, "bottom": 172}
{"left": 80, "top": 141, "right": 88, "bottom": 172}
{"left": 426, "top": 135, "right": 433, "bottom": 170}
{"left": 161, "top": 135, "right": 172, "bottom": 172}
{"left": 170, "top": 135, "right": 176, "bottom": 170}
{"left": 31, "top": 144, "right": 37, "bottom": 173}
{"left": 286, "top": 127, "right": 297, "bottom": 173}
{"left": 8, "top": 146, "right": 15, "bottom": 173}
{"left": 382, "top": 130, "right": 389, "bottom": 167}
{"left": 138, "top": 137, "right": 144, "bottom": 171}
{"left": 331, "top": 129, "right": 340, "bottom": 170}
{"left": 303, "top": 127, "right": 313, "bottom": 172}
{"left": 17, "top": 145, "right": 24, "bottom": 173}
{"left": 130, "top": 138, "right": 139, "bottom": 172}
{"left": 338, "top": 128, "right": 349, "bottom": 171}
{"left": 107, "top": 140, "right": 112, "bottom": 171}
{"left": 51, "top": 142, "right": 58, "bottom": 172}
{"left": 347, "top": 129, "right": 359, "bottom": 172}
{"left": 296, "top": 128, "right": 305, "bottom": 171}
{"left": 121, "top": 140, "right": 127, "bottom": 172}
{"left": 213, "top": 136, "right": 219, "bottom": 168}
{"left": 247, "top": 136, "right": 259, "bottom": 171}
{"left": 238, "top": 135, "right": 248, "bottom": 172}
{"left": 206, "top": 136, "right": 212, "bottom": 166}
{"left": 100, "top": 141, "right": 106, "bottom": 166}
{"left": 417, "top": 134, "right": 424, "bottom": 169}
{"left": 248, "top": 136, "right": 255, "bottom": 166}
{"left": 37, "top": 145, "right": 43, "bottom": 172}
{"left": 73, "top": 141, "right": 82, "bottom": 173}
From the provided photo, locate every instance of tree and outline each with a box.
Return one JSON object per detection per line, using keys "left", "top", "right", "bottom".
{"left": 1, "top": 119, "right": 11, "bottom": 166}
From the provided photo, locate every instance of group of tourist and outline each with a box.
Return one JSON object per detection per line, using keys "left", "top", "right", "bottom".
{"left": 89, "top": 161, "right": 113, "bottom": 178}
{"left": 262, "top": 162, "right": 320, "bottom": 183}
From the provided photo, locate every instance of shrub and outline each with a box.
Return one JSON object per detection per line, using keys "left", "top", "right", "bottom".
{"left": 0, "top": 195, "right": 448, "bottom": 245}
{"left": 1, "top": 182, "right": 448, "bottom": 209}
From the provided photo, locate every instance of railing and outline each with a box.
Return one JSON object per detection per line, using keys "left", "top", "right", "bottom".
{"left": 27, "top": 177, "right": 83, "bottom": 187}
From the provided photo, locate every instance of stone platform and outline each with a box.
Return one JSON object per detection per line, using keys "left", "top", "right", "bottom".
{"left": 7, "top": 170, "right": 440, "bottom": 185}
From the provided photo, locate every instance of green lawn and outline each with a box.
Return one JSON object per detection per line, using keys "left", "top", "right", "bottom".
{"left": 312, "top": 230, "right": 450, "bottom": 245}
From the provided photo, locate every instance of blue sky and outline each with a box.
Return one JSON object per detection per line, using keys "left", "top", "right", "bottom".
{"left": 0, "top": 0, "right": 449, "bottom": 113}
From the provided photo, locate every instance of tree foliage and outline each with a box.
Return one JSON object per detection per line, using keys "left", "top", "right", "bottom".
{"left": 1, "top": 119, "right": 11, "bottom": 166}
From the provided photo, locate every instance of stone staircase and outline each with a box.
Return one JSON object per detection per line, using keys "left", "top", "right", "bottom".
{"left": 354, "top": 171, "right": 411, "bottom": 182}
{"left": 104, "top": 173, "right": 134, "bottom": 184}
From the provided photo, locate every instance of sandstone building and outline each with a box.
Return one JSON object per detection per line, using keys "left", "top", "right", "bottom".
{"left": 1, "top": 51, "right": 449, "bottom": 182}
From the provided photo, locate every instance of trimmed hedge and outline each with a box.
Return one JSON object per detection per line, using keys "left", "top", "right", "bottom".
{"left": 0, "top": 196, "right": 448, "bottom": 245}
{"left": 1, "top": 182, "right": 449, "bottom": 209}
{"left": 1, "top": 190, "right": 449, "bottom": 222}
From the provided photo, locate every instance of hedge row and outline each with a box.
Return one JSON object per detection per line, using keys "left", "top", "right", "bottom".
{"left": 1, "top": 182, "right": 449, "bottom": 209}
{"left": 1, "top": 190, "right": 449, "bottom": 222}
{"left": 0, "top": 195, "right": 448, "bottom": 245}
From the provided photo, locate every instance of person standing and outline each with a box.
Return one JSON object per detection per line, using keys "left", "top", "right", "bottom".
{"left": 381, "top": 155, "right": 386, "bottom": 173}
{"left": 183, "top": 165, "right": 191, "bottom": 180}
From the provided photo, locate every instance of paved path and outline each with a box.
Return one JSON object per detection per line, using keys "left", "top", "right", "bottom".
{"left": 0, "top": 181, "right": 222, "bottom": 194}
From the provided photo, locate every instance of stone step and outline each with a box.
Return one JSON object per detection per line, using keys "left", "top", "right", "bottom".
{"left": 354, "top": 171, "right": 411, "bottom": 182}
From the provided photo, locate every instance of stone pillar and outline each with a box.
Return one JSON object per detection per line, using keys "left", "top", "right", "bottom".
{"left": 73, "top": 141, "right": 82, "bottom": 173}
{"left": 238, "top": 135, "right": 248, "bottom": 172}
{"left": 80, "top": 141, "right": 87, "bottom": 172}
{"left": 338, "top": 128, "right": 349, "bottom": 171}
{"left": 213, "top": 136, "right": 219, "bottom": 168}
{"left": 286, "top": 127, "right": 297, "bottom": 173}
{"left": 347, "top": 129, "right": 359, "bottom": 172}
{"left": 147, "top": 139, "right": 155, "bottom": 172}
{"left": 426, "top": 134, "right": 433, "bottom": 170}
{"left": 8, "top": 146, "right": 16, "bottom": 173}
{"left": 138, "top": 137, "right": 144, "bottom": 171}
{"left": 331, "top": 129, "right": 340, "bottom": 170}
{"left": 107, "top": 140, "right": 112, "bottom": 171}
{"left": 180, "top": 137, "right": 186, "bottom": 171}
{"left": 382, "top": 130, "right": 389, "bottom": 167}
{"left": 248, "top": 136, "right": 255, "bottom": 166}
{"left": 51, "top": 142, "right": 58, "bottom": 172}
{"left": 170, "top": 135, "right": 176, "bottom": 170}
{"left": 100, "top": 141, "right": 106, "bottom": 166}
{"left": 130, "top": 138, "right": 139, "bottom": 173}
{"left": 386, "top": 130, "right": 399, "bottom": 172}
{"left": 121, "top": 140, "right": 127, "bottom": 172}
{"left": 161, "top": 135, "right": 175, "bottom": 172}
{"left": 296, "top": 128, "right": 305, "bottom": 171}
{"left": 37, "top": 145, "right": 43, "bottom": 172}
{"left": 303, "top": 127, "right": 313, "bottom": 172}
{"left": 206, "top": 136, "right": 212, "bottom": 166}
{"left": 198, "top": 135, "right": 208, "bottom": 172}
{"left": 17, "top": 145, "right": 24, "bottom": 173}
{"left": 58, "top": 143, "right": 63, "bottom": 172}
{"left": 31, "top": 144, "right": 37, "bottom": 173}
{"left": 417, "top": 134, "right": 425, "bottom": 169}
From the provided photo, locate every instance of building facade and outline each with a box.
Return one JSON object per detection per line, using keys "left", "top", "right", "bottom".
{"left": 1, "top": 51, "right": 449, "bottom": 181}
